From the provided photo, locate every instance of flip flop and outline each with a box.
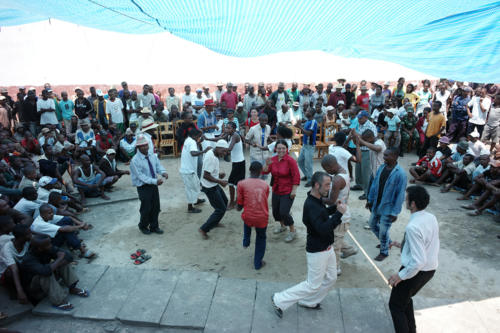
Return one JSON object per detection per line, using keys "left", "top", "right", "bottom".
{"left": 467, "top": 209, "right": 482, "bottom": 216}
{"left": 130, "top": 249, "right": 147, "bottom": 260}
{"left": 52, "top": 303, "right": 74, "bottom": 311}
{"left": 71, "top": 288, "right": 90, "bottom": 297}
{"left": 133, "top": 254, "right": 152, "bottom": 265}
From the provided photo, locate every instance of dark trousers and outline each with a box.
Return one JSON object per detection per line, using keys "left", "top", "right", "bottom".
{"left": 447, "top": 119, "right": 467, "bottom": 142}
{"left": 467, "top": 123, "right": 485, "bottom": 136}
{"left": 243, "top": 224, "right": 267, "bottom": 269}
{"left": 53, "top": 217, "right": 81, "bottom": 249}
{"left": 137, "top": 184, "right": 160, "bottom": 230}
{"left": 201, "top": 185, "right": 227, "bottom": 232}
{"left": 389, "top": 268, "right": 435, "bottom": 333}
{"left": 271, "top": 193, "right": 295, "bottom": 226}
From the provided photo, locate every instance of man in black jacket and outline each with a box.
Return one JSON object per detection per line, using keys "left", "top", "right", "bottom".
{"left": 271, "top": 171, "right": 346, "bottom": 317}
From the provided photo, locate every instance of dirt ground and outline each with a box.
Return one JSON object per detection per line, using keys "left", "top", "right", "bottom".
{"left": 78, "top": 152, "right": 500, "bottom": 302}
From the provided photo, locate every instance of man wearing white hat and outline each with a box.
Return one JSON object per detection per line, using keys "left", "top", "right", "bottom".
{"left": 327, "top": 84, "right": 346, "bottom": 108}
{"left": 130, "top": 135, "right": 168, "bottom": 235}
{"left": 98, "top": 148, "right": 130, "bottom": 188}
{"left": 140, "top": 118, "right": 158, "bottom": 154}
{"left": 198, "top": 139, "right": 229, "bottom": 239}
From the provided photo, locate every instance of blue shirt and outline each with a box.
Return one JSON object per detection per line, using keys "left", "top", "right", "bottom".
{"left": 59, "top": 100, "right": 74, "bottom": 120}
{"left": 198, "top": 110, "right": 216, "bottom": 134}
{"left": 303, "top": 119, "right": 318, "bottom": 146}
{"left": 130, "top": 151, "right": 166, "bottom": 187}
{"left": 368, "top": 164, "right": 407, "bottom": 217}
{"left": 451, "top": 96, "right": 470, "bottom": 121}
{"left": 348, "top": 117, "right": 359, "bottom": 149}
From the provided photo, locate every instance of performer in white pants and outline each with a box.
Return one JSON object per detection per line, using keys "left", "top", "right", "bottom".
{"left": 271, "top": 171, "right": 346, "bottom": 317}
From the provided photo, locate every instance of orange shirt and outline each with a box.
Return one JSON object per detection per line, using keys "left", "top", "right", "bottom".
{"left": 425, "top": 112, "right": 446, "bottom": 138}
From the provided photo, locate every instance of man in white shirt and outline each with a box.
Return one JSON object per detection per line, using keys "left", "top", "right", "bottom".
{"left": 129, "top": 135, "right": 168, "bottom": 235}
{"left": 181, "top": 85, "right": 193, "bottom": 107}
{"left": 105, "top": 89, "right": 125, "bottom": 133}
{"left": 467, "top": 87, "right": 491, "bottom": 137}
{"left": 328, "top": 132, "right": 360, "bottom": 175}
{"left": 179, "top": 129, "right": 210, "bottom": 213}
{"left": 37, "top": 89, "right": 59, "bottom": 127}
{"left": 138, "top": 85, "right": 156, "bottom": 110}
{"left": 388, "top": 186, "right": 439, "bottom": 333}
{"left": 276, "top": 104, "right": 293, "bottom": 127}
{"left": 433, "top": 84, "right": 451, "bottom": 118}
{"left": 198, "top": 140, "right": 229, "bottom": 239}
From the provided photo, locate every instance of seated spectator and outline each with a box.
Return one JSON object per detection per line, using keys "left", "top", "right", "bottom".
{"left": 468, "top": 129, "right": 489, "bottom": 158}
{"left": 38, "top": 127, "right": 56, "bottom": 153}
{"left": 458, "top": 155, "right": 496, "bottom": 200}
{"left": 30, "top": 204, "right": 93, "bottom": 256}
{"left": 0, "top": 215, "right": 15, "bottom": 250}
{"left": 97, "top": 149, "right": 129, "bottom": 189}
{"left": 118, "top": 129, "right": 136, "bottom": 163}
{"left": 409, "top": 147, "right": 442, "bottom": 184}
{"left": 439, "top": 154, "right": 475, "bottom": 192}
{"left": 38, "top": 146, "right": 67, "bottom": 186}
{"left": 168, "top": 105, "right": 181, "bottom": 123}
{"left": 37, "top": 176, "right": 83, "bottom": 213}
{"left": 95, "top": 128, "right": 116, "bottom": 159}
{"left": 19, "top": 234, "right": 89, "bottom": 310}
{"left": 450, "top": 140, "right": 469, "bottom": 162}
{"left": 400, "top": 108, "right": 418, "bottom": 156}
{"left": 47, "top": 192, "right": 87, "bottom": 225}
{"left": 223, "top": 109, "right": 240, "bottom": 133}
{"left": 13, "top": 187, "right": 43, "bottom": 218}
{"left": 138, "top": 108, "right": 154, "bottom": 129}
{"left": 0, "top": 198, "right": 32, "bottom": 226}
{"left": 461, "top": 160, "right": 500, "bottom": 216}
{"left": 20, "top": 131, "right": 41, "bottom": 155}
{"left": 129, "top": 122, "right": 141, "bottom": 137}
{"left": 72, "top": 154, "right": 110, "bottom": 204}
{"left": 0, "top": 223, "right": 31, "bottom": 305}
{"left": 435, "top": 136, "right": 452, "bottom": 161}
{"left": 13, "top": 124, "right": 25, "bottom": 142}
{"left": 18, "top": 166, "right": 38, "bottom": 190}
{"left": 75, "top": 119, "right": 96, "bottom": 161}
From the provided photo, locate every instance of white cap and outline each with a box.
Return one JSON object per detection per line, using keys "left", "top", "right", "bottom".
{"left": 337, "top": 100, "right": 345, "bottom": 105}
{"left": 106, "top": 148, "right": 116, "bottom": 155}
{"left": 237, "top": 102, "right": 244, "bottom": 107}
{"left": 326, "top": 105, "right": 334, "bottom": 111}
{"left": 470, "top": 129, "right": 480, "bottom": 138}
{"left": 96, "top": 89, "right": 104, "bottom": 97}
{"left": 215, "top": 139, "right": 229, "bottom": 149}
{"left": 39, "top": 176, "right": 57, "bottom": 187}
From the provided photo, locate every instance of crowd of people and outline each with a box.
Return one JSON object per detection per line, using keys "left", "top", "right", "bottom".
{"left": 0, "top": 78, "right": 498, "bottom": 332}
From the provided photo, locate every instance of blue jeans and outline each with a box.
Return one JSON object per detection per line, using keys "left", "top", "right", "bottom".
{"left": 201, "top": 185, "right": 227, "bottom": 232}
{"left": 369, "top": 213, "right": 393, "bottom": 255}
{"left": 53, "top": 217, "right": 81, "bottom": 249}
{"left": 298, "top": 144, "right": 314, "bottom": 181}
{"left": 243, "top": 224, "right": 267, "bottom": 269}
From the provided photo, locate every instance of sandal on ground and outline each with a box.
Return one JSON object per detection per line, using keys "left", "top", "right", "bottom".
{"left": 130, "top": 249, "right": 147, "bottom": 260}
{"left": 133, "top": 254, "right": 151, "bottom": 265}
{"left": 70, "top": 288, "right": 90, "bottom": 297}
{"left": 461, "top": 204, "right": 476, "bottom": 210}
{"left": 52, "top": 303, "right": 74, "bottom": 311}
{"left": 467, "top": 209, "right": 482, "bottom": 216}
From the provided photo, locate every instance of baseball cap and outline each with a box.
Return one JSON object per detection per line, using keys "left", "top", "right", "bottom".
{"left": 39, "top": 176, "right": 58, "bottom": 187}
{"left": 215, "top": 139, "right": 229, "bottom": 149}
{"left": 237, "top": 102, "right": 243, "bottom": 107}
{"left": 357, "top": 110, "right": 370, "bottom": 118}
{"left": 106, "top": 148, "right": 116, "bottom": 155}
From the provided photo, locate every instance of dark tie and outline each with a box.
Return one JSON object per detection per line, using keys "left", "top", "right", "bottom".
{"left": 145, "top": 155, "right": 156, "bottom": 178}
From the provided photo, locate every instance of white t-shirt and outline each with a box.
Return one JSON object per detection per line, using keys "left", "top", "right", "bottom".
{"left": 328, "top": 146, "right": 352, "bottom": 172}
{"left": 0, "top": 235, "right": 13, "bottom": 253}
{"left": 201, "top": 149, "right": 219, "bottom": 188}
{"left": 277, "top": 110, "right": 292, "bottom": 124}
{"left": 120, "top": 137, "right": 136, "bottom": 154}
{"left": 106, "top": 99, "right": 124, "bottom": 123}
{"left": 275, "top": 92, "right": 286, "bottom": 111}
{"left": 468, "top": 96, "right": 491, "bottom": 125}
{"left": 0, "top": 240, "right": 29, "bottom": 275}
{"left": 31, "top": 215, "right": 64, "bottom": 238}
{"left": 13, "top": 198, "right": 43, "bottom": 218}
{"left": 370, "top": 139, "right": 386, "bottom": 176}
{"left": 37, "top": 98, "right": 58, "bottom": 125}
{"left": 37, "top": 187, "right": 62, "bottom": 202}
{"left": 180, "top": 137, "right": 199, "bottom": 174}
{"left": 468, "top": 140, "right": 489, "bottom": 157}
{"left": 192, "top": 95, "right": 206, "bottom": 109}
{"left": 182, "top": 93, "right": 193, "bottom": 105}
{"left": 435, "top": 90, "right": 450, "bottom": 113}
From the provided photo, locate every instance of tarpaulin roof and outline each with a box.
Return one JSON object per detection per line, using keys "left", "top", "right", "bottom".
{"left": 1, "top": 0, "right": 499, "bottom": 83}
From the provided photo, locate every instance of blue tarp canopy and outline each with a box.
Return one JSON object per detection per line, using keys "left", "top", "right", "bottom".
{"left": 1, "top": 0, "right": 499, "bottom": 82}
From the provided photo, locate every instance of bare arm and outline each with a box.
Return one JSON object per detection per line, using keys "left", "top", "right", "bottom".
{"left": 323, "top": 175, "right": 346, "bottom": 206}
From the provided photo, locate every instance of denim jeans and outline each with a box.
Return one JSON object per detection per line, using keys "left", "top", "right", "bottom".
{"left": 369, "top": 213, "right": 393, "bottom": 255}
{"left": 298, "top": 144, "right": 314, "bottom": 181}
{"left": 53, "top": 217, "right": 81, "bottom": 249}
{"left": 201, "top": 185, "right": 227, "bottom": 232}
{"left": 243, "top": 224, "right": 267, "bottom": 269}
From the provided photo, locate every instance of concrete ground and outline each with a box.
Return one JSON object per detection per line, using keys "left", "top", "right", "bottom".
{"left": 3, "top": 151, "right": 500, "bottom": 332}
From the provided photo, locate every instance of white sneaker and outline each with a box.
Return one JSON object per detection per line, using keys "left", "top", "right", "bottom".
{"left": 284, "top": 231, "right": 296, "bottom": 243}
{"left": 363, "top": 224, "right": 371, "bottom": 230}
{"left": 273, "top": 225, "right": 287, "bottom": 234}
{"left": 337, "top": 267, "right": 342, "bottom": 276}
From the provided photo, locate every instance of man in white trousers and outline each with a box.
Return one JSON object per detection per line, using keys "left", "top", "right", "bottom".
{"left": 271, "top": 171, "right": 346, "bottom": 317}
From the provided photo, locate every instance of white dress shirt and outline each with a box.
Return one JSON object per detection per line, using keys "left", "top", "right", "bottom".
{"left": 399, "top": 210, "right": 439, "bottom": 280}
{"left": 130, "top": 151, "right": 166, "bottom": 187}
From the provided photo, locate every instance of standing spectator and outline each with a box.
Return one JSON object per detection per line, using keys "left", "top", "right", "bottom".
{"left": 198, "top": 99, "right": 218, "bottom": 150}
{"left": 421, "top": 103, "right": 446, "bottom": 156}
{"left": 383, "top": 109, "right": 401, "bottom": 151}
{"left": 245, "top": 113, "right": 271, "bottom": 172}
{"left": 20, "top": 90, "right": 38, "bottom": 136}
{"left": 482, "top": 94, "right": 500, "bottom": 152}
{"left": 139, "top": 85, "right": 156, "bottom": 111}
{"left": 192, "top": 88, "right": 206, "bottom": 115}
{"left": 269, "top": 82, "right": 290, "bottom": 113}
{"left": 165, "top": 87, "right": 180, "bottom": 112}
{"left": 129, "top": 135, "right": 168, "bottom": 235}
{"left": 369, "top": 85, "right": 385, "bottom": 114}
{"left": 237, "top": 161, "right": 270, "bottom": 270}
{"left": 37, "top": 90, "right": 58, "bottom": 129}
{"left": 126, "top": 91, "right": 143, "bottom": 127}
{"left": 271, "top": 171, "right": 346, "bottom": 318}
{"left": 404, "top": 84, "right": 420, "bottom": 110}
{"left": 0, "top": 97, "right": 10, "bottom": 129}
{"left": 74, "top": 89, "right": 92, "bottom": 123}
{"left": 106, "top": 89, "right": 125, "bottom": 133}
{"left": 287, "top": 82, "right": 300, "bottom": 104}
{"left": 214, "top": 83, "right": 224, "bottom": 104}
{"left": 356, "top": 86, "right": 370, "bottom": 111}
{"left": 221, "top": 83, "right": 238, "bottom": 110}
{"left": 353, "top": 110, "right": 378, "bottom": 199}
{"left": 367, "top": 148, "right": 407, "bottom": 261}
{"left": 467, "top": 87, "right": 491, "bottom": 136}
{"left": 243, "top": 84, "right": 257, "bottom": 116}
{"left": 433, "top": 83, "right": 451, "bottom": 119}
{"left": 59, "top": 92, "right": 74, "bottom": 135}
{"left": 118, "top": 81, "right": 129, "bottom": 99}
{"left": 344, "top": 83, "right": 355, "bottom": 109}
{"left": 382, "top": 81, "right": 392, "bottom": 100}
{"left": 448, "top": 88, "right": 471, "bottom": 142}
{"left": 416, "top": 80, "right": 433, "bottom": 114}
{"left": 93, "top": 90, "right": 107, "bottom": 129}
{"left": 295, "top": 109, "right": 318, "bottom": 187}
{"left": 400, "top": 108, "right": 419, "bottom": 156}
{"left": 263, "top": 140, "right": 300, "bottom": 242}
{"left": 388, "top": 186, "right": 439, "bottom": 333}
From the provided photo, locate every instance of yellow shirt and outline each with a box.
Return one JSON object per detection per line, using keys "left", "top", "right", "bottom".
{"left": 426, "top": 112, "right": 446, "bottom": 138}
{"left": 405, "top": 92, "right": 420, "bottom": 109}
